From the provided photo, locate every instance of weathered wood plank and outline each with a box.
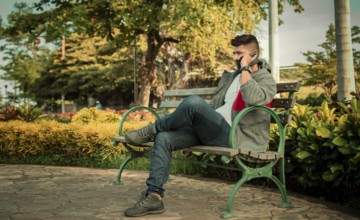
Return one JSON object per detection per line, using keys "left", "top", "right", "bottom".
{"left": 276, "top": 82, "right": 301, "bottom": 93}
{"left": 163, "top": 87, "right": 217, "bottom": 97}
{"left": 183, "top": 146, "right": 240, "bottom": 157}
{"left": 239, "top": 148, "right": 283, "bottom": 161}
{"left": 270, "top": 98, "right": 295, "bottom": 108}
{"left": 113, "top": 135, "right": 283, "bottom": 162}
{"left": 159, "top": 100, "right": 212, "bottom": 108}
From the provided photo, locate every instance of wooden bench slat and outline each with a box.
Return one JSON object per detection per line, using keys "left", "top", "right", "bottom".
{"left": 160, "top": 100, "right": 212, "bottom": 108}
{"left": 239, "top": 148, "right": 284, "bottom": 161}
{"left": 163, "top": 87, "right": 217, "bottom": 97}
{"left": 159, "top": 101, "right": 182, "bottom": 108}
{"left": 183, "top": 146, "right": 240, "bottom": 157}
{"left": 113, "top": 135, "right": 283, "bottom": 162}
{"left": 276, "top": 82, "right": 301, "bottom": 93}
{"left": 271, "top": 98, "right": 295, "bottom": 108}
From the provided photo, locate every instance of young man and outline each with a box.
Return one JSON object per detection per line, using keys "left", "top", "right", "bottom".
{"left": 123, "top": 34, "right": 277, "bottom": 217}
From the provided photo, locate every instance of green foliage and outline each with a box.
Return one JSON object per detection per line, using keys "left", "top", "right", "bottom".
{"left": 1, "top": 0, "right": 304, "bottom": 107}
{"left": 296, "top": 93, "right": 330, "bottom": 107}
{"left": 17, "top": 103, "right": 44, "bottom": 122}
{"left": 1, "top": 100, "right": 359, "bottom": 207}
{"left": 0, "top": 105, "right": 19, "bottom": 121}
{"left": 297, "top": 24, "right": 360, "bottom": 98}
{"left": 0, "top": 119, "right": 199, "bottom": 174}
{"left": 71, "top": 107, "right": 121, "bottom": 124}
{"left": 0, "top": 3, "right": 52, "bottom": 102}
{"left": 284, "top": 100, "right": 360, "bottom": 206}
{"left": 0, "top": 120, "right": 122, "bottom": 160}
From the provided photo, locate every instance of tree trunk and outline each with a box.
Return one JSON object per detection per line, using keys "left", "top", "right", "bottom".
{"left": 334, "top": 0, "right": 356, "bottom": 101}
{"left": 166, "top": 43, "right": 175, "bottom": 87}
{"left": 137, "top": 30, "right": 163, "bottom": 107}
{"left": 61, "top": 35, "right": 66, "bottom": 60}
{"left": 171, "top": 53, "right": 191, "bottom": 89}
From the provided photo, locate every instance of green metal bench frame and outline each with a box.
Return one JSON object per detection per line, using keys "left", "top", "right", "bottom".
{"left": 112, "top": 81, "right": 300, "bottom": 219}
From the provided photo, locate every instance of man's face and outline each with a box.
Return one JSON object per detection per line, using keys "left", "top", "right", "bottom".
{"left": 233, "top": 45, "right": 248, "bottom": 62}
{"left": 233, "top": 45, "right": 258, "bottom": 69}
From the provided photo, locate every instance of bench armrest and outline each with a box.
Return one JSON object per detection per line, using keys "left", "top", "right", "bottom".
{"left": 117, "top": 106, "right": 160, "bottom": 136}
{"left": 229, "top": 106, "right": 286, "bottom": 153}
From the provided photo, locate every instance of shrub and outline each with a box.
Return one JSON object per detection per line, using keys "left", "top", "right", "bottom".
{"left": 71, "top": 107, "right": 121, "bottom": 123}
{"left": 0, "top": 119, "right": 198, "bottom": 174}
{"left": 0, "top": 105, "right": 19, "bottom": 121}
{"left": 284, "top": 99, "right": 360, "bottom": 207}
{"left": 297, "top": 93, "right": 329, "bottom": 106}
{"left": 17, "top": 104, "right": 44, "bottom": 122}
{"left": 0, "top": 120, "right": 122, "bottom": 161}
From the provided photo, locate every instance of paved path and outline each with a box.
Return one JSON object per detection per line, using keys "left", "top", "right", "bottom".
{"left": 0, "top": 164, "right": 359, "bottom": 220}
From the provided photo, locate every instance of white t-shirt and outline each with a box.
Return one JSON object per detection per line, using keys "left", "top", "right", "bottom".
{"left": 215, "top": 74, "right": 241, "bottom": 125}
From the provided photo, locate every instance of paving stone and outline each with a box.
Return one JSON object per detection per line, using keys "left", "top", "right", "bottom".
{"left": 0, "top": 164, "right": 359, "bottom": 220}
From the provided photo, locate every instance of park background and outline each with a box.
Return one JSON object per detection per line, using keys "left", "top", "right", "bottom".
{"left": 0, "top": 0, "right": 359, "bottom": 211}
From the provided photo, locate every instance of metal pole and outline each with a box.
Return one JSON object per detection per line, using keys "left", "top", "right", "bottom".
{"left": 134, "top": 35, "right": 138, "bottom": 105}
{"left": 269, "top": 0, "right": 280, "bottom": 82}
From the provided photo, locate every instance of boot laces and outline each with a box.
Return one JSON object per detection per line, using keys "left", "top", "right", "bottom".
{"left": 136, "top": 195, "right": 150, "bottom": 207}
{"left": 137, "top": 126, "right": 154, "bottom": 141}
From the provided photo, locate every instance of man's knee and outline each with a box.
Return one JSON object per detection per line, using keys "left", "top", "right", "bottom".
{"left": 182, "top": 95, "right": 205, "bottom": 107}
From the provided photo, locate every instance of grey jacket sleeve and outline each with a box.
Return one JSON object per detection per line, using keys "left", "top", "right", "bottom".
{"left": 240, "top": 69, "right": 277, "bottom": 107}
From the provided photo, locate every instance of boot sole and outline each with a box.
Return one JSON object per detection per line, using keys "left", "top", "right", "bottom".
{"left": 124, "top": 134, "right": 152, "bottom": 146}
{"left": 125, "top": 208, "right": 165, "bottom": 217}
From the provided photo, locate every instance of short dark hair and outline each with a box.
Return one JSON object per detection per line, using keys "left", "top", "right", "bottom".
{"left": 230, "top": 34, "right": 259, "bottom": 51}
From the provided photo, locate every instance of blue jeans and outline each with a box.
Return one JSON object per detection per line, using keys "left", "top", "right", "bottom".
{"left": 146, "top": 95, "right": 230, "bottom": 197}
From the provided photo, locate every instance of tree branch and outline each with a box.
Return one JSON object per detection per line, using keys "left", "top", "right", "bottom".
{"left": 163, "top": 37, "right": 180, "bottom": 43}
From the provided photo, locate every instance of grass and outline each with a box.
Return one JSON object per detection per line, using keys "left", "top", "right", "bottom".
{"left": 0, "top": 152, "right": 200, "bottom": 175}
{"left": 295, "top": 86, "right": 324, "bottom": 99}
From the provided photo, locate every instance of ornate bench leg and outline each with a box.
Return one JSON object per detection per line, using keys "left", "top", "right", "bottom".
{"left": 269, "top": 175, "right": 292, "bottom": 207}
{"left": 269, "top": 158, "right": 292, "bottom": 207}
{"left": 114, "top": 155, "right": 132, "bottom": 185}
{"left": 221, "top": 176, "right": 248, "bottom": 219}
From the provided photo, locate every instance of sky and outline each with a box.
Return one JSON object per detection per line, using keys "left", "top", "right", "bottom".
{"left": 0, "top": 0, "right": 360, "bottom": 97}
{"left": 257, "top": 0, "right": 360, "bottom": 66}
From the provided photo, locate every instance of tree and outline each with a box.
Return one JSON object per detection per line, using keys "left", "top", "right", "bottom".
{"left": 33, "top": 32, "right": 134, "bottom": 108}
{"left": 2, "top": 0, "right": 304, "bottom": 107}
{"left": 298, "top": 24, "right": 359, "bottom": 99}
{"left": 31, "top": 0, "right": 304, "bottom": 107}
{"left": 334, "top": 0, "right": 356, "bottom": 101}
{"left": 0, "top": 2, "right": 52, "bottom": 103}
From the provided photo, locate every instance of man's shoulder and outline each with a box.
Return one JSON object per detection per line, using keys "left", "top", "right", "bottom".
{"left": 220, "top": 69, "right": 239, "bottom": 78}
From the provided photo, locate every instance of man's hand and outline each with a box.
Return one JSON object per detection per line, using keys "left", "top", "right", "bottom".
{"left": 240, "top": 52, "right": 257, "bottom": 67}
{"left": 239, "top": 52, "right": 257, "bottom": 85}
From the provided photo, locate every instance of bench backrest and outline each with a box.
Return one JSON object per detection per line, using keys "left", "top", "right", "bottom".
{"left": 271, "top": 82, "right": 301, "bottom": 125}
{"left": 160, "top": 82, "right": 300, "bottom": 125}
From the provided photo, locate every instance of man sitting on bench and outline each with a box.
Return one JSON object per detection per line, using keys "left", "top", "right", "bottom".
{"left": 123, "top": 34, "right": 277, "bottom": 217}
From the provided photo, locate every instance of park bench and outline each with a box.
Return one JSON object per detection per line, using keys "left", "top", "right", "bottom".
{"left": 112, "top": 81, "right": 300, "bottom": 218}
